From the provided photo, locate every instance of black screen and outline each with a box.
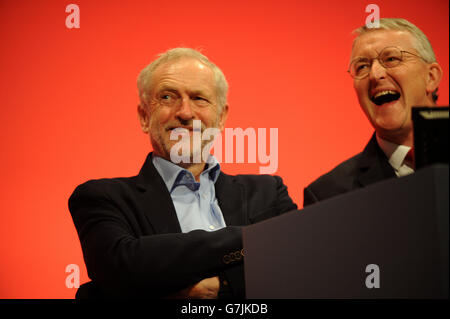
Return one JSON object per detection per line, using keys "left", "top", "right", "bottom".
{"left": 412, "top": 106, "right": 449, "bottom": 169}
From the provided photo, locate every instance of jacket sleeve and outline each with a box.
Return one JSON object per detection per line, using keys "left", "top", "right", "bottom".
{"left": 220, "top": 175, "right": 298, "bottom": 298}
{"left": 274, "top": 175, "right": 298, "bottom": 214}
{"left": 243, "top": 175, "right": 298, "bottom": 224}
{"left": 68, "top": 181, "right": 243, "bottom": 298}
{"left": 303, "top": 186, "right": 320, "bottom": 207}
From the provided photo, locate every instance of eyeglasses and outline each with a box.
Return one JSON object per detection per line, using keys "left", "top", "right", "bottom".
{"left": 348, "top": 46, "right": 426, "bottom": 79}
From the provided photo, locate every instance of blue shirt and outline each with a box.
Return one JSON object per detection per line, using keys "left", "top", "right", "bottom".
{"left": 152, "top": 155, "right": 227, "bottom": 233}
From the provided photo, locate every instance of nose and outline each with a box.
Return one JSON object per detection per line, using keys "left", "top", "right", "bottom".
{"left": 368, "top": 59, "right": 387, "bottom": 80}
{"left": 175, "top": 97, "right": 194, "bottom": 121}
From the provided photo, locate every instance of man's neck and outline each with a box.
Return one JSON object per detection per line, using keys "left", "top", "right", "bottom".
{"left": 377, "top": 129, "right": 414, "bottom": 148}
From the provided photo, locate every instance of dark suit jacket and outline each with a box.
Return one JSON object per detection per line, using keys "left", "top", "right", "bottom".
{"left": 303, "top": 133, "right": 396, "bottom": 206}
{"left": 68, "top": 153, "right": 297, "bottom": 298}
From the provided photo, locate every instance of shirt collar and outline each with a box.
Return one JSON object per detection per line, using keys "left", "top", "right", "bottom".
{"left": 202, "top": 155, "right": 221, "bottom": 183}
{"left": 152, "top": 154, "right": 221, "bottom": 192}
{"left": 376, "top": 134, "right": 412, "bottom": 170}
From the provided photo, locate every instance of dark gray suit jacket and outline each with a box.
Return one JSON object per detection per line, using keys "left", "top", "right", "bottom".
{"left": 69, "top": 153, "right": 297, "bottom": 298}
{"left": 303, "top": 134, "right": 396, "bottom": 206}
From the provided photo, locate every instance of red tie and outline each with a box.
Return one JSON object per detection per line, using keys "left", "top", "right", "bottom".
{"left": 405, "top": 148, "right": 415, "bottom": 168}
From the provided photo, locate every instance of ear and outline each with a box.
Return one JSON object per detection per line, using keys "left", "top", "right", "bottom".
{"left": 425, "top": 62, "right": 443, "bottom": 96}
{"left": 217, "top": 104, "right": 229, "bottom": 131}
{"left": 137, "top": 103, "right": 150, "bottom": 134}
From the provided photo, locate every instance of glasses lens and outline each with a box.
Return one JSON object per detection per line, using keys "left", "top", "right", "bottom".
{"left": 351, "top": 58, "right": 370, "bottom": 79}
{"left": 380, "top": 47, "right": 402, "bottom": 68}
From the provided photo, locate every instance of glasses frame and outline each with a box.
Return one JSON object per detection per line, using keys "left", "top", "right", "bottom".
{"left": 347, "top": 46, "right": 426, "bottom": 79}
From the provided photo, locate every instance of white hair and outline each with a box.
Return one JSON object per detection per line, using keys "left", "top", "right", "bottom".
{"left": 137, "top": 48, "right": 228, "bottom": 110}
{"left": 353, "top": 18, "right": 436, "bottom": 62}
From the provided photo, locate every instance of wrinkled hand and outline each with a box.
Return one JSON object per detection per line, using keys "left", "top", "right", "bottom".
{"left": 167, "top": 276, "right": 220, "bottom": 299}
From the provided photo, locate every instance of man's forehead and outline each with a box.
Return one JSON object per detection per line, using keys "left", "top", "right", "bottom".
{"left": 351, "top": 29, "right": 415, "bottom": 57}
{"left": 155, "top": 58, "right": 212, "bottom": 77}
{"left": 148, "top": 58, "right": 215, "bottom": 91}
{"left": 149, "top": 58, "right": 216, "bottom": 96}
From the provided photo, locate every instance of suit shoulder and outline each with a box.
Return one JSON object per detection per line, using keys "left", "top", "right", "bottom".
{"left": 69, "top": 176, "right": 138, "bottom": 201}
{"left": 222, "top": 174, "right": 288, "bottom": 200}
{"left": 227, "top": 173, "right": 283, "bottom": 186}
{"left": 306, "top": 152, "right": 363, "bottom": 192}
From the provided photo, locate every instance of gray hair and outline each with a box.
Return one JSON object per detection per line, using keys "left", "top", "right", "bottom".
{"left": 137, "top": 47, "right": 229, "bottom": 109}
{"left": 353, "top": 18, "right": 439, "bottom": 102}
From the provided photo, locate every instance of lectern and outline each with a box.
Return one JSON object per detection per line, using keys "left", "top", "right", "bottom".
{"left": 243, "top": 164, "right": 448, "bottom": 298}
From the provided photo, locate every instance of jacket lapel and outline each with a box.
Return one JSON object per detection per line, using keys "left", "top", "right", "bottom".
{"left": 356, "top": 133, "right": 397, "bottom": 187}
{"left": 136, "top": 153, "right": 182, "bottom": 234}
{"left": 215, "top": 173, "right": 246, "bottom": 226}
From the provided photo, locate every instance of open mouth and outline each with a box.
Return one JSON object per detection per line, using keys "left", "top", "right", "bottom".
{"left": 370, "top": 90, "right": 401, "bottom": 106}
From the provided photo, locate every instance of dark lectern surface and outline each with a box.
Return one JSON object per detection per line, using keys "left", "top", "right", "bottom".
{"left": 243, "top": 164, "right": 449, "bottom": 299}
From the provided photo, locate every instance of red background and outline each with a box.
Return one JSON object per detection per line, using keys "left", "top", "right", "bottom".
{"left": 0, "top": 0, "right": 448, "bottom": 298}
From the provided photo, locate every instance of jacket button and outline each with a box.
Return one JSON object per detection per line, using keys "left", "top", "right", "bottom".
{"left": 223, "top": 255, "right": 231, "bottom": 264}
{"left": 234, "top": 251, "right": 242, "bottom": 260}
